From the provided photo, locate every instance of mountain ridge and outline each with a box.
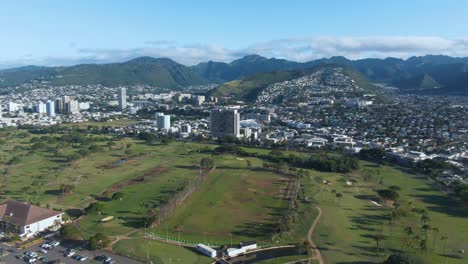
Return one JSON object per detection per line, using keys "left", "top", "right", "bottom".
{"left": 1, "top": 54, "right": 467, "bottom": 95}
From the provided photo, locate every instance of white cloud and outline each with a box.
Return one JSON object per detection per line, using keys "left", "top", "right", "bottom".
{"left": 248, "top": 36, "right": 468, "bottom": 61}
{"left": 2, "top": 36, "right": 468, "bottom": 68}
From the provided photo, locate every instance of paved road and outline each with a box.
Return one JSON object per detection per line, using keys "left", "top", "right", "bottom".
{"left": 1, "top": 237, "right": 142, "bottom": 264}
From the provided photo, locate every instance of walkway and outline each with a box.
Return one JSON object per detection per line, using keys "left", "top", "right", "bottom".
{"left": 308, "top": 206, "right": 324, "bottom": 264}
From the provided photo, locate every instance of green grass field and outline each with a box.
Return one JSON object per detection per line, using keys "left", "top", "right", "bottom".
{"left": 255, "top": 255, "right": 314, "bottom": 264}
{"left": 113, "top": 239, "right": 211, "bottom": 264}
{"left": 307, "top": 163, "right": 468, "bottom": 264}
{"left": 154, "top": 155, "right": 292, "bottom": 245}
{"left": 1, "top": 127, "right": 467, "bottom": 263}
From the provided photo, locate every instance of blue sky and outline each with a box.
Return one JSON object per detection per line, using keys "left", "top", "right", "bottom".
{"left": 1, "top": 0, "right": 468, "bottom": 68}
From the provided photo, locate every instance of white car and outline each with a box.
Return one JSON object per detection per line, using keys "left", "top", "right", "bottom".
{"left": 49, "top": 241, "right": 60, "bottom": 247}
{"left": 39, "top": 248, "right": 48, "bottom": 254}
{"left": 25, "top": 251, "right": 38, "bottom": 258}
{"left": 41, "top": 243, "right": 52, "bottom": 249}
{"left": 75, "top": 255, "right": 87, "bottom": 262}
{"left": 65, "top": 251, "right": 76, "bottom": 257}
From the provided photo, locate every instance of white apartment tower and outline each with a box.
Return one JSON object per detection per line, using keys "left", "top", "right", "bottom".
{"left": 156, "top": 112, "right": 171, "bottom": 129}
{"left": 46, "top": 100, "right": 55, "bottom": 116}
{"left": 118, "top": 87, "right": 127, "bottom": 110}
{"left": 67, "top": 100, "right": 80, "bottom": 113}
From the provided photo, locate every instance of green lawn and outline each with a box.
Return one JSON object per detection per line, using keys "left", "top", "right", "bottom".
{"left": 154, "top": 155, "right": 292, "bottom": 245}
{"left": 255, "top": 255, "right": 314, "bottom": 264}
{"left": 308, "top": 163, "right": 468, "bottom": 264}
{"left": 1, "top": 129, "right": 467, "bottom": 264}
{"left": 113, "top": 238, "right": 211, "bottom": 264}
{"left": 59, "top": 119, "right": 140, "bottom": 128}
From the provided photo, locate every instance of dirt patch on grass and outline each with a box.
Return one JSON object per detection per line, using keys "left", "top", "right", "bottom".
{"left": 102, "top": 166, "right": 169, "bottom": 196}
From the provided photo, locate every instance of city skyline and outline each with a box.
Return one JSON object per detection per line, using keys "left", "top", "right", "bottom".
{"left": 1, "top": 0, "right": 468, "bottom": 68}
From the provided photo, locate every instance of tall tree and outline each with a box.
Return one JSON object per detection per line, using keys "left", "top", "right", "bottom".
{"left": 432, "top": 227, "right": 440, "bottom": 249}
{"left": 403, "top": 226, "right": 414, "bottom": 249}
{"left": 373, "top": 234, "right": 386, "bottom": 254}
{"left": 440, "top": 235, "right": 448, "bottom": 259}
{"left": 422, "top": 224, "right": 430, "bottom": 241}
{"left": 421, "top": 213, "right": 430, "bottom": 225}
{"left": 336, "top": 193, "right": 343, "bottom": 207}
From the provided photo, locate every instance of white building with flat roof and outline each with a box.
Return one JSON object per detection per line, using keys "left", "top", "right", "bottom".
{"left": 156, "top": 112, "right": 171, "bottom": 129}
{"left": 8, "top": 102, "right": 21, "bottom": 112}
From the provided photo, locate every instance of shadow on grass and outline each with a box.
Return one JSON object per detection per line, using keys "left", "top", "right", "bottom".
{"left": 65, "top": 208, "right": 83, "bottom": 218}
{"left": 45, "top": 189, "right": 62, "bottom": 196}
{"left": 336, "top": 261, "right": 382, "bottom": 264}
{"left": 354, "top": 194, "right": 379, "bottom": 201}
{"left": 439, "top": 253, "right": 464, "bottom": 259}
{"left": 410, "top": 194, "right": 468, "bottom": 217}
{"left": 120, "top": 216, "right": 145, "bottom": 229}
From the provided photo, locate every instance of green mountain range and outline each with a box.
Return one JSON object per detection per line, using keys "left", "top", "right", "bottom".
{"left": 1, "top": 55, "right": 467, "bottom": 95}
{"left": 0, "top": 57, "right": 207, "bottom": 89}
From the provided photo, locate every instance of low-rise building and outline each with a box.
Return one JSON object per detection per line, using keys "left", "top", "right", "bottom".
{"left": 0, "top": 201, "right": 63, "bottom": 240}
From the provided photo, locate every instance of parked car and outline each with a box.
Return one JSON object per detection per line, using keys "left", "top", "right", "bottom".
{"left": 65, "top": 251, "right": 76, "bottom": 257}
{"left": 25, "top": 251, "right": 38, "bottom": 258}
{"left": 49, "top": 241, "right": 60, "bottom": 247}
{"left": 41, "top": 243, "right": 52, "bottom": 249}
{"left": 75, "top": 255, "right": 87, "bottom": 262}
{"left": 40, "top": 248, "right": 48, "bottom": 254}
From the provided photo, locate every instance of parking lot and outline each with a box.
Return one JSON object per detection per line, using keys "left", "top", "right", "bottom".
{"left": 1, "top": 237, "right": 142, "bottom": 264}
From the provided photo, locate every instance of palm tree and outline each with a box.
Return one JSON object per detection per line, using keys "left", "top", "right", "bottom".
{"left": 373, "top": 234, "right": 385, "bottom": 255}
{"left": 402, "top": 226, "right": 413, "bottom": 249}
{"left": 432, "top": 227, "right": 440, "bottom": 249}
{"left": 21, "top": 186, "right": 32, "bottom": 202}
{"left": 421, "top": 213, "right": 429, "bottom": 225}
{"left": 422, "top": 224, "right": 430, "bottom": 241}
{"left": 440, "top": 235, "right": 448, "bottom": 261}
{"left": 336, "top": 193, "right": 343, "bottom": 207}
{"left": 419, "top": 239, "right": 428, "bottom": 254}
{"left": 33, "top": 181, "right": 45, "bottom": 202}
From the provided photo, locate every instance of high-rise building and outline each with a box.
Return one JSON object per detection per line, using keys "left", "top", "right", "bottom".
{"left": 66, "top": 100, "right": 80, "bottom": 113}
{"left": 46, "top": 100, "right": 55, "bottom": 117}
{"left": 156, "top": 113, "right": 171, "bottom": 129}
{"left": 35, "top": 102, "right": 47, "bottom": 114}
{"left": 194, "top": 95, "right": 205, "bottom": 106}
{"left": 210, "top": 108, "right": 240, "bottom": 138}
{"left": 181, "top": 124, "right": 192, "bottom": 133}
{"left": 55, "top": 98, "right": 63, "bottom": 113}
{"left": 118, "top": 87, "right": 127, "bottom": 110}
{"left": 8, "top": 102, "right": 21, "bottom": 112}
{"left": 62, "top": 95, "right": 70, "bottom": 107}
